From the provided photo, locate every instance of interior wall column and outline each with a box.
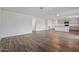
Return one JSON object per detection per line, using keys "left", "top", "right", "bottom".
{"left": 32, "top": 17, "right": 36, "bottom": 31}
{"left": 55, "top": 19, "right": 58, "bottom": 25}
{"left": 52, "top": 19, "right": 55, "bottom": 29}
{"left": 45, "top": 19, "right": 48, "bottom": 30}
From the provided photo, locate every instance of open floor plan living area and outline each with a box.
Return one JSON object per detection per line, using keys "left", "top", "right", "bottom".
{"left": 0, "top": 7, "right": 79, "bottom": 52}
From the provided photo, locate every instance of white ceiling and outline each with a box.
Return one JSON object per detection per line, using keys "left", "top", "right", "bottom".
{"left": 2, "top": 7, "right": 79, "bottom": 19}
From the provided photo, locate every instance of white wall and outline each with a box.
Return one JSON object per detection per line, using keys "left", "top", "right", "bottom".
{"left": 0, "top": 9, "right": 32, "bottom": 38}
{"left": 0, "top": 8, "right": 2, "bottom": 39}
{"left": 0, "top": 8, "right": 1, "bottom": 24}
{"left": 36, "top": 18, "right": 45, "bottom": 31}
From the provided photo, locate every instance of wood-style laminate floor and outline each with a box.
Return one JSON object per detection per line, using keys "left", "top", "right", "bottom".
{"left": 0, "top": 30, "right": 79, "bottom": 52}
